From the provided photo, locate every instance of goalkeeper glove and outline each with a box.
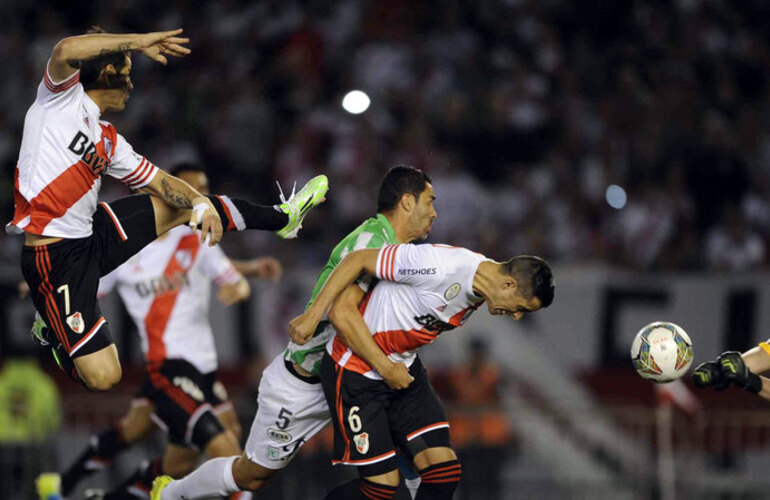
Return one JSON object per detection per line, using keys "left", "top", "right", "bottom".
{"left": 717, "top": 351, "right": 762, "bottom": 394}
{"left": 692, "top": 361, "right": 729, "bottom": 391}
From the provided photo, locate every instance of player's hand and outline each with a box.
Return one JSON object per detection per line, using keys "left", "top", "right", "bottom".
{"left": 692, "top": 361, "right": 729, "bottom": 391}
{"left": 717, "top": 351, "right": 762, "bottom": 394}
{"left": 288, "top": 311, "right": 321, "bottom": 345}
{"left": 136, "top": 29, "right": 191, "bottom": 65}
{"left": 380, "top": 362, "right": 414, "bottom": 390}
{"left": 190, "top": 197, "right": 223, "bottom": 246}
{"left": 253, "top": 257, "right": 283, "bottom": 283}
{"left": 217, "top": 279, "right": 250, "bottom": 306}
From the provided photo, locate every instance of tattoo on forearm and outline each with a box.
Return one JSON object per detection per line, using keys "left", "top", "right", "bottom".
{"left": 97, "top": 44, "right": 132, "bottom": 57}
{"left": 160, "top": 178, "right": 193, "bottom": 209}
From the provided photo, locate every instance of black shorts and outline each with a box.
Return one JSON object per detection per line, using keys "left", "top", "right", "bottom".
{"left": 21, "top": 195, "right": 158, "bottom": 358}
{"left": 135, "top": 358, "right": 231, "bottom": 447}
{"left": 320, "top": 353, "right": 450, "bottom": 476}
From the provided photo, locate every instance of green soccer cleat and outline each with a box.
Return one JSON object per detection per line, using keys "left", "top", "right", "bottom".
{"left": 35, "top": 472, "right": 62, "bottom": 500}
{"left": 31, "top": 312, "right": 52, "bottom": 346}
{"left": 151, "top": 475, "right": 173, "bottom": 500}
{"left": 275, "top": 175, "right": 329, "bottom": 239}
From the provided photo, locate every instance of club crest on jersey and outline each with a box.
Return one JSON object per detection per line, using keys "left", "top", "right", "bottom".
{"left": 175, "top": 249, "right": 193, "bottom": 269}
{"left": 444, "top": 283, "right": 462, "bottom": 301}
{"left": 354, "top": 433, "right": 369, "bottom": 455}
{"left": 66, "top": 312, "right": 85, "bottom": 334}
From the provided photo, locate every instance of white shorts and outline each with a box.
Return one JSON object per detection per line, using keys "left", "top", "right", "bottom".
{"left": 245, "top": 353, "right": 331, "bottom": 470}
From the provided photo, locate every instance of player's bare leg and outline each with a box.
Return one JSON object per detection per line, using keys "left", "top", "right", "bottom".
{"left": 73, "top": 344, "right": 122, "bottom": 391}
{"left": 163, "top": 445, "right": 201, "bottom": 479}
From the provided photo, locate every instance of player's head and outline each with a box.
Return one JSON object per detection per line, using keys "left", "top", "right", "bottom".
{"left": 78, "top": 27, "right": 133, "bottom": 112}
{"left": 377, "top": 165, "right": 437, "bottom": 241}
{"left": 169, "top": 163, "right": 209, "bottom": 195}
{"left": 486, "top": 255, "right": 554, "bottom": 319}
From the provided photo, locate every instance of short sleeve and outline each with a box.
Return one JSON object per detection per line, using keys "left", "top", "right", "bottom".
{"left": 35, "top": 60, "right": 82, "bottom": 108}
{"left": 106, "top": 131, "right": 159, "bottom": 189}
{"left": 199, "top": 245, "right": 243, "bottom": 286}
{"left": 97, "top": 268, "right": 120, "bottom": 298}
{"left": 375, "top": 244, "right": 441, "bottom": 286}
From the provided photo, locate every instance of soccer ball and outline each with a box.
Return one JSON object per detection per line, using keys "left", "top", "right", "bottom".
{"left": 631, "top": 321, "right": 693, "bottom": 383}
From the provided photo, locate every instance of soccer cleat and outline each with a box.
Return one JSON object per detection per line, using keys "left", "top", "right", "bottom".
{"left": 275, "top": 175, "right": 329, "bottom": 239}
{"left": 35, "top": 473, "right": 62, "bottom": 500}
{"left": 31, "top": 312, "right": 52, "bottom": 346}
{"left": 151, "top": 475, "right": 173, "bottom": 500}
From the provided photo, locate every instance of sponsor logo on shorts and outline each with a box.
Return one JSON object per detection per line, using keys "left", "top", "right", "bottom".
{"left": 354, "top": 432, "right": 369, "bottom": 455}
{"left": 266, "top": 428, "right": 292, "bottom": 443}
{"left": 66, "top": 312, "right": 84, "bottom": 334}
{"left": 173, "top": 376, "right": 205, "bottom": 402}
{"left": 444, "top": 282, "right": 461, "bottom": 301}
{"left": 266, "top": 445, "right": 281, "bottom": 461}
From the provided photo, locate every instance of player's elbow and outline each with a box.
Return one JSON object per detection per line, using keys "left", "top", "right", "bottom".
{"left": 82, "top": 363, "right": 123, "bottom": 391}
{"left": 51, "top": 38, "right": 76, "bottom": 64}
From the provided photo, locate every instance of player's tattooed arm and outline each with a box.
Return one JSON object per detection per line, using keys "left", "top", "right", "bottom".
{"left": 48, "top": 29, "right": 190, "bottom": 82}
{"left": 289, "top": 249, "right": 379, "bottom": 344}
{"left": 329, "top": 284, "right": 414, "bottom": 389}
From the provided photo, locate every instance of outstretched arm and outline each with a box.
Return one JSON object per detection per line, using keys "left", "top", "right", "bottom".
{"left": 231, "top": 257, "right": 283, "bottom": 283}
{"left": 289, "top": 249, "right": 379, "bottom": 344}
{"left": 48, "top": 29, "right": 190, "bottom": 82}
{"left": 141, "top": 169, "right": 223, "bottom": 245}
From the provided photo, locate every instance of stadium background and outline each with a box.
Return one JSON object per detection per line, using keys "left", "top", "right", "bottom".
{"left": 1, "top": 0, "right": 770, "bottom": 498}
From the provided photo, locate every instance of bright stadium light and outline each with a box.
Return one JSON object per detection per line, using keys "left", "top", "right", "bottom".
{"left": 605, "top": 184, "right": 627, "bottom": 209}
{"left": 342, "top": 90, "right": 371, "bottom": 114}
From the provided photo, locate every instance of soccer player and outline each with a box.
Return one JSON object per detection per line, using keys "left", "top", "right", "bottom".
{"left": 152, "top": 166, "right": 436, "bottom": 499}
{"left": 9, "top": 28, "right": 327, "bottom": 392}
{"left": 287, "top": 244, "right": 554, "bottom": 499}
{"left": 53, "top": 164, "right": 281, "bottom": 499}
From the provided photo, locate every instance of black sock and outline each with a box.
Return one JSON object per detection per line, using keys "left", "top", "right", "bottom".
{"left": 103, "top": 457, "right": 163, "bottom": 499}
{"left": 208, "top": 195, "right": 287, "bottom": 232}
{"left": 323, "top": 478, "right": 398, "bottom": 500}
{"left": 415, "top": 460, "right": 462, "bottom": 499}
{"left": 62, "top": 425, "right": 128, "bottom": 495}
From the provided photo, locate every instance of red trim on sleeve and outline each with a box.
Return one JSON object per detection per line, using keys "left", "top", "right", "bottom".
{"left": 44, "top": 68, "right": 80, "bottom": 93}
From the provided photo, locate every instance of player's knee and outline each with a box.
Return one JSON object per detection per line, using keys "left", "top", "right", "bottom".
{"left": 81, "top": 363, "right": 122, "bottom": 391}
{"left": 196, "top": 412, "right": 240, "bottom": 457}
{"left": 232, "top": 456, "right": 275, "bottom": 491}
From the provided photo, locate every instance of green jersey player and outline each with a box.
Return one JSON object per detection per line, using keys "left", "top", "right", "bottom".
{"left": 153, "top": 166, "right": 437, "bottom": 499}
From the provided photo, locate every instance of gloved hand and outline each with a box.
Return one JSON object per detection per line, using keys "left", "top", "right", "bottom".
{"left": 692, "top": 361, "right": 729, "bottom": 391}
{"left": 717, "top": 351, "right": 762, "bottom": 394}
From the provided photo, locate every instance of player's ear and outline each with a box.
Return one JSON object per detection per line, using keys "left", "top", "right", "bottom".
{"left": 399, "top": 193, "right": 416, "bottom": 212}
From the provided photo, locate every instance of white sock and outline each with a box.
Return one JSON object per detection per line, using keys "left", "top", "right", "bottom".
{"left": 405, "top": 477, "right": 421, "bottom": 499}
{"left": 162, "top": 456, "right": 239, "bottom": 500}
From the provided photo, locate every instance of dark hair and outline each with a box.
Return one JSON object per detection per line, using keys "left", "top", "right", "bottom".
{"left": 168, "top": 162, "right": 206, "bottom": 178}
{"left": 77, "top": 26, "right": 131, "bottom": 91}
{"left": 376, "top": 165, "right": 432, "bottom": 213}
{"left": 502, "top": 255, "right": 555, "bottom": 308}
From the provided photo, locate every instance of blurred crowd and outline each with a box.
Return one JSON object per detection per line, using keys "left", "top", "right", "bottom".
{"left": 1, "top": 0, "right": 770, "bottom": 272}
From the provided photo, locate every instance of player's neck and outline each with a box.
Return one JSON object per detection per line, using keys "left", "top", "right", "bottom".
{"left": 383, "top": 211, "right": 408, "bottom": 243}
{"left": 85, "top": 90, "right": 119, "bottom": 114}
{"left": 472, "top": 261, "right": 501, "bottom": 300}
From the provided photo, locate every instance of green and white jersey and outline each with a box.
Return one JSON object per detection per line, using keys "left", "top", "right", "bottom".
{"left": 284, "top": 214, "right": 397, "bottom": 376}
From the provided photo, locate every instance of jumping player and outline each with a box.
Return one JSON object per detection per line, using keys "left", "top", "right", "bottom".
{"left": 287, "top": 244, "right": 554, "bottom": 499}
{"left": 51, "top": 164, "right": 280, "bottom": 499}
{"left": 9, "top": 28, "right": 327, "bottom": 392}
{"left": 151, "top": 166, "right": 435, "bottom": 499}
